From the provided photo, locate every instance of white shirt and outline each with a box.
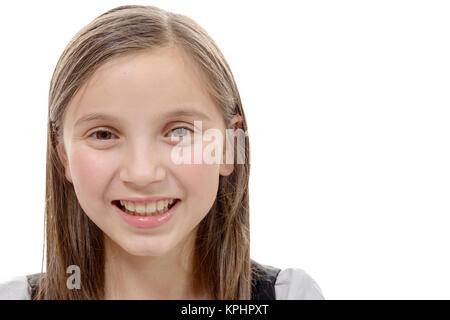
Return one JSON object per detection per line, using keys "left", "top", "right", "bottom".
{"left": 0, "top": 268, "right": 324, "bottom": 300}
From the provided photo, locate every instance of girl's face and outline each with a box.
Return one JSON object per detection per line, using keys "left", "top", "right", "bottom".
{"left": 57, "top": 46, "right": 233, "bottom": 257}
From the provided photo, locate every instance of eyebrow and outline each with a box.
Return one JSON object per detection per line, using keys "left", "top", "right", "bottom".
{"left": 74, "top": 108, "right": 212, "bottom": 128}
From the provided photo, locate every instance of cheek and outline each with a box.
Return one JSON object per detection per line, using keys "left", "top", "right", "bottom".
{"left": 68, "top": 148, "right": 114, "bottom": 208}
{"left": 173, "top": 162, "right": 220, "bottom": 213}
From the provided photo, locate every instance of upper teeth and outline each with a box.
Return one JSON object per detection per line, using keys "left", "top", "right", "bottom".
{"left": 120, "top": 199, "right": 175, "bottom": 215}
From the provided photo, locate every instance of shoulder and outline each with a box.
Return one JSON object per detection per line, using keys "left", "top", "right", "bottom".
{"left": 275, "top": 267, "right": 324, "bottom": 300}
{"left": 0, "top": 275, "right": 31, "bottom": 300}
{"left": 251, "top": 260, "right": 324, "bottom": 300}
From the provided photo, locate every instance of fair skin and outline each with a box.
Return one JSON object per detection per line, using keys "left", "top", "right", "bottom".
{"left": 55, "top": 45, "right": 240, "bottom": 299}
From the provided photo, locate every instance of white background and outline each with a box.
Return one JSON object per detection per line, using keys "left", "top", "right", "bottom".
{"left": 0, "top": 0, "right": 449, "bottom": 299}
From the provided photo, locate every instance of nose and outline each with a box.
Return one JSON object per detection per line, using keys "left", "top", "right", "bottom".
{"left": 119, "top": 140, "right": 166, "bottom": 188}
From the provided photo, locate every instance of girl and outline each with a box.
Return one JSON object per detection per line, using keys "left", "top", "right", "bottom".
{"left": 0, "top": 5, "right": 323, "bottom": 300}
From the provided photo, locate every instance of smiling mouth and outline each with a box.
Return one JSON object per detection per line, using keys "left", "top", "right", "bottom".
{"left": 112, "top": 199, "right": 180, "bottom": 217}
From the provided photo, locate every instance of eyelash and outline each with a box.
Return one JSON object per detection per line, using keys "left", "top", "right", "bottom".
{"left": 88, "top": 126, "right": 194, "bottom": 141}
{"left": 166, "top": 127, "right": 194, "bottom": 138}
{"left": 88, "top": 129, "right": 118, "bottom": 141}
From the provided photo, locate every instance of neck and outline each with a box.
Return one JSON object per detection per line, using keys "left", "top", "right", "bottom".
{"left": 103, "top": 231, "right": 209, "bottom": 300}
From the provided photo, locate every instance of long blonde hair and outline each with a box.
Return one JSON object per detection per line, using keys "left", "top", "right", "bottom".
{"left": 35, "top": 5, "right": 251, "bottom": 299}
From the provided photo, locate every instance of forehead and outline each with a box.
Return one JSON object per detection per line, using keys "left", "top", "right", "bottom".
{"left": 64, "top": 46, "right": 222, "bottom": 128}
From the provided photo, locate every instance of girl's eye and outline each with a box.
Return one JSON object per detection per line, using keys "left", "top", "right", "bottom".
{"left": 167, "top": 127, "right": 193, "bottom": 138}
{"left": 89, "top": 129, "right": 117, "bottom": 141}
{"left": 87, "top": 127, "right": 193, "bottom": 141}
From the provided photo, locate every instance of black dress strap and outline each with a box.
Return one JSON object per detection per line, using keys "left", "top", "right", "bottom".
{"left": 251, "top": 260, "right": 281, "bottom": 300}
{"left": 26, "top": 273, "right": 43, "bottom": 300}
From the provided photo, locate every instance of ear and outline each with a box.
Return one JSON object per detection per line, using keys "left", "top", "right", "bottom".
{"left": 54, "top": 134, "right": 73, "bottom": 184}
{"left": 219, "top": 114, "right": 243, "bottom": 177}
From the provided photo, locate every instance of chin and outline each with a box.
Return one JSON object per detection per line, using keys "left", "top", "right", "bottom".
{"left": 120, "top": 237, "right": 175, "bottom": 257}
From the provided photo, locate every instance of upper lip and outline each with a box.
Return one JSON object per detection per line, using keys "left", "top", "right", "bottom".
{"left": 114, "top": 196, "right": 178, "bottom": 203}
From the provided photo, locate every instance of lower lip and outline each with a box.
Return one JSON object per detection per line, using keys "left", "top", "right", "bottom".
{"left": 112, "top": 200, "right": 179, "bottom": 229}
